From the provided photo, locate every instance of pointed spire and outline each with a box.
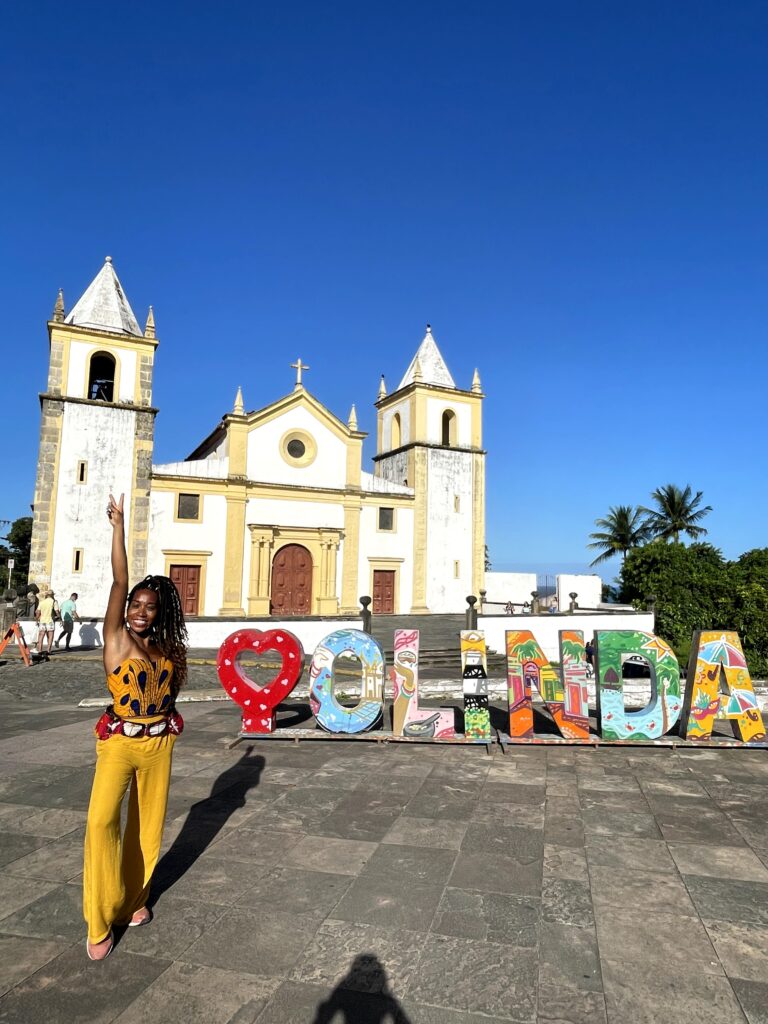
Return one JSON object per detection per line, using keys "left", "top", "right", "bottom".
{"left": 397, "top": 323, "right": 456, "bottom": 390}
{"left": 233, "top": 386, "right": 244, "bottom": 415}
{"left": 378, "top": 375, "right": 387, "bottom": 400}
{"left": 144, "top": 305, "right": 155, "bottom": 339}
{"left": 348, "top": 404, "right": 358, "bottom": 430}
{"left": 52, "top": 288, "right": 65, "bottom": 323}
{"left": 471, "top": 368, "right": 482, "bottom": 394}
{"left": 65, "top": 256, "right": 142, "bottom": 336}
{"left": 412, "top": 357, "right": 423, "bottom": 383}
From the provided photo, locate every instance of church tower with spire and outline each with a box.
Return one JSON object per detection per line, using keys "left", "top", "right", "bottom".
{"left": 29, "top": 257, "right": 158, "bottom": 612}
{"left": 374, "top": 325, "right": 485, "bottom": 613}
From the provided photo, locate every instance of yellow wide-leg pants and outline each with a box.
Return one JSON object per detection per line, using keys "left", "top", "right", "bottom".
{"left": 83, "top": 732, "right": 176, "bottom": 944}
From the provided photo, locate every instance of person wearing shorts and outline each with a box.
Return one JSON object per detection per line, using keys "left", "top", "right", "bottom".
{"left": 36, "top": 589, "right": 58, "bottom": 655}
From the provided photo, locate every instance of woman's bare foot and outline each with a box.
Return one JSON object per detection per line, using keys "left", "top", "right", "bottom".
{"left": 86, "top": 933, "right": 114, "bottom": 961}
{"left": 128, "top": 907, "right": 151, "bottom": 927}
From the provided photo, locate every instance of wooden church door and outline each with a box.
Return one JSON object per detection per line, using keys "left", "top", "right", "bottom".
{"left": 270, "top": 544, "right": 313, "bottom": 616}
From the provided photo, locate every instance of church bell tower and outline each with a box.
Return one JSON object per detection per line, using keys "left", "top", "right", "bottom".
{"left": 373, "top": 325, "right": 485, "bottom": 613}
{"left": 29, "top": 258, "right": 158, "bottom": 613}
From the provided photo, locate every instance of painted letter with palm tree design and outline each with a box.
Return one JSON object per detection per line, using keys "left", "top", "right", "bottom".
{"left": 681, "top": 631, "right": 765, "bottom": 743}
{"left": 505, "top": 630, "right": 590, "bottom": 740}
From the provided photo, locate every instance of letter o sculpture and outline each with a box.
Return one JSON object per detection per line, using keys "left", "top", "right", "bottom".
{"left": 309, "top": 628, "right": 385, "bottom": 733}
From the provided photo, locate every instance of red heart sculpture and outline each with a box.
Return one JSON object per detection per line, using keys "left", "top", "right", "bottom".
{"left": 216, "top": 629, "right": 305, "bottom": 733}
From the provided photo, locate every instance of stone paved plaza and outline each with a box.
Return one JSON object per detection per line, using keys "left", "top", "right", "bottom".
{"left": 0, "top": 663, "right": 768, "bottom": 1022}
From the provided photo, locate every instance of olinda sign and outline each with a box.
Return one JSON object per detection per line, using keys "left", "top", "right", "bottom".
{"left": 215, "top": 626, "right": 766, "bottom": 746}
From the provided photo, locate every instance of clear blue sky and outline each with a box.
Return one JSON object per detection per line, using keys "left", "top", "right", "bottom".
{"left": 3, "top": 1, "right": 766, "bottom": 583}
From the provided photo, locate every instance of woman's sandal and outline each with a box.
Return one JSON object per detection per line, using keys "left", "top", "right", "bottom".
{"left": 128, "top": 907, "right": 152, "bottom": 927}
{"left": 86, "top": 932, "right": 114, "bottom": 961}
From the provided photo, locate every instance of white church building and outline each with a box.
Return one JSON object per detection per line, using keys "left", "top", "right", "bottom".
{"left": 30, "top": 258, "right": 486, "bottom": 618}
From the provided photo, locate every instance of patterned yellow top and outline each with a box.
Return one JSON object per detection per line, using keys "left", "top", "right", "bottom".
{"left": 107, "top": 657, "right": 175, "bottom": 719}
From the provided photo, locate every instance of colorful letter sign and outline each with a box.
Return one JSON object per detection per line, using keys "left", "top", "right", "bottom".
{"left": 682, "top": 631, "right": 766, "bottom": 743}
{"left": 216, "top": 628, "right": 304, "bottom": 733}
{"left": 461, "top": 630, "right": 492, "bottom": 742}
{"left": 505, "top": 630, "right": 590, "bottom": 740}
{"left": 309, "top": 628, "right": 385, "bottom": 734}
{"left": 596, "top": 630, "right": 682, "bottom": 741}
{"left": 391, "top": 628, "right": 455, "bottom": 738}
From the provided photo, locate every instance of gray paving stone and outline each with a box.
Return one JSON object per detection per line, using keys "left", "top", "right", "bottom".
{"left": 538, "top": 922, "right": 602, "bottom": 992}
{"left": 594, "top": 909, "right": 723, "bottom": 974}
{"left": 581, "top": 808, "right": 662, "bottom": 840}
{"left": 541, "top": 878, "right": 594, "bottom": 926}
{"left": 181, "top": 906, "right": 320, "bottom": 977}
{"left": 153, "top": 853, "right": 266, "bottom": 905}
{"left": 111, "top": 961, "right": 281, "bottom": 1024}
{"left": 239, "top": 866, "right": 352, "bottom": 919}
{"left": 584, "top": 835, "right": 677, "bottom": 873}
{"left": 4, "top": 831, "right": 85, "bottom": 882}
{"left": 0, "top": 934, "right": 70, "bottom": 998}
{"left": 0, "top": 945, "right": 171, "bottom": 1024}
{"left": 731, "top": 978, "right": 768, "bottom": 1024}
{"left": 668, "top": 842, "right": 768, "bottom": 881}
{"left": 202, "top": 824, "right": 305, "bottom": 864}
{"left": 284, "top": 834, "right": 377, "bottom": 875}
{"left": 255, "top": 979, "right": 412, "bottom": 1023}
{"left": 450, "top": 850, "right": 543, "bottom": 896}
{"left": 0, "top": 874, "right": 60, "bottom": 923}
{"left": 589, "top": 864, "right": 698, "bottom": 916}
{"left": 290, "top": 918, "right": 426, "bottom": 994}
{"left": 122, "top": 895, "right": 228, "bottom": 959}
{"left": 684, "top": 875, "right": 768, "bottom": 927}
{"left": 537, "top": 984, "right": 607, "bottom": 1024}
{"left": 543, "top": 844, "right": 588, "bottom": 882}
{"left": 433, "top": 887, "right": 539, "bottom": 946}
{"left": 703, "top": 919, "right": 768, "bottom": 983}
{"left": 0, "top": 882, "right": 84, "bottom": 941}
{"left": 382, "top": 816, "right": 468, "bottom": 850}
{"left": 406, "top": 932, "right": 538, "bottom": 1021}
{"left": 602, "top": 958, "right": 748, "bottom": 1024}
{"left": 0, "top": 832, "right": 50, "bottom": 868}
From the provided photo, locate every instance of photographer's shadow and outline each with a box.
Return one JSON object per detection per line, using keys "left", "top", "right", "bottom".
{"left": 150, "top": 745, "right": 264, "bottom": 903}
{"left": 312, "top": 955, "right": 411, "bottom": 1023}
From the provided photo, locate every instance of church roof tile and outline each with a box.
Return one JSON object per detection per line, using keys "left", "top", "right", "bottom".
{"left": 64, "top": 257, "right": 142, "bottom": 336}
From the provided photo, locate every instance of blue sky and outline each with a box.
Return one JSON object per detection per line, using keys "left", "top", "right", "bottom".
{"left": 2, "top": 1, "right": 766, "bottom": 582}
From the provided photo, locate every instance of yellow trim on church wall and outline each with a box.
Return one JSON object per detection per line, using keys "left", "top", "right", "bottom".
{"left": 150, "top": 475, "right": 415, "bottom": 508}
{"left": 246, "top": 525, "right": 342, "bottom": 616}
{"left": 226, "top": 419, "right": 248, "bottom": 476}
{"left": 340, "top": 500, "right": 362, "bottom": 614}
{"left": 367, "top": 557, "right": 403, "bottom": 613}
{"left": 220, "top": 493, "right": 247, "bottom": 615}
{"left": 472, "top": 451, "right": 486, "bottom": 597}
{"left": 279, "top": 428, "right": 318, "bottom": 468}
{"left": 409, "top": 449, "right": 429, "bottom": 613}
{"left": 172, "top": 491, "right": 205, "bottom": 524}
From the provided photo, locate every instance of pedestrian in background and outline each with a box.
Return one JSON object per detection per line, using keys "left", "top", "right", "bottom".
{"left": 56, "top": 592, "right": 81, "bottom": 651}
{"left": 35, "top": 589, "right": 58, "bottom": 655}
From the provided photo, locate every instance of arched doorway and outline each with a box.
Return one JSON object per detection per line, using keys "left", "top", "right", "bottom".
{"left": 270, "top": 544, "right": 313, "bottom": 616}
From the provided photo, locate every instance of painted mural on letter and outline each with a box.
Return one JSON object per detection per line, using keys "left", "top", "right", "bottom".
{"left": 461, "top": 630, "right": 491, "bottom": 742}
{"left": 505, "top": 630, "right": 590, "bottom": 740}
{"left": 391, "top": 629, "right": 455, "bottom": 738}
{"left": 682, "top": 631, "right": 766, "bottom": 743}
{"left": 309, "top": 629, "right": 385, "bottom": 734}
{"left": 596, "top": 630, "right": 681, "bottom": 741}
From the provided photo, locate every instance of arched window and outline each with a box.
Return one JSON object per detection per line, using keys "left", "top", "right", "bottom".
{"left": 88, "top": 352, "right": 116, "bottom": 402}
{"left": 441, "top": 409, "right": 457, "bottom": 446}
{"left": 391, "top": 412, "right": 401, "bottom": 449}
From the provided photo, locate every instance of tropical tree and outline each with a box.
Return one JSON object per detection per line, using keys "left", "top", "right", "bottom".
{"left": 588, "top": 505, "right": 651, "bottom": 565}
{"left": 641, "top": 484, "right": 711, "bottom": 543}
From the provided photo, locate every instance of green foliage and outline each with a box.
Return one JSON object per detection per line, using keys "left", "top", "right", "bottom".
{"left": 0, "top": 516, "right": 31, "bottom": 582}
{"left": 588, "top": 505, "right": 652, "bottom": 565}
{"left": 620, "top": 543, "right": 768, "bottom": 676}
{"left": 641, "top": 484, "right": 712, "bottom": 544}
{"left": 484, "top": 545, "right": 492, "bottom": 571}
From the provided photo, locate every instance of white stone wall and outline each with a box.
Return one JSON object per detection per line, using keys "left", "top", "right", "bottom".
{"left": 246, "top": 407, "right": 348, "bottom": 488}
{"left": 556, "top": 574, "right": 603, "bottom": 611}
{"left": 381, "top": 398, "right": 411, "bottom": 450}
{"left": 483, "top": 572, "right": 538, "bottom": 609}
{"left": 425, "top": 449, "right": 475, "bottom": 612}
{"left": 425, "top": 396, "right": 471, "bottom": 445}
{"left": 478, "top": 611, "right": 656, "bottom": 661}
{"left": 66, "top": 340, "right": 137, "bottom": 403}
{"left": 49, "top": 404, "right": 139, "bottom": 616}
{"left": 376, "top": 451, "right": 409, "bottom": 487}
{"left": 148, "top": 491, "right": 228, "bottom": 614}
{"left": 358, "top": 504, "right": 415, "bottom": 612}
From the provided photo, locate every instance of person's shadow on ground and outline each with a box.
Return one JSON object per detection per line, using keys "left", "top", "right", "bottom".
{"left": 150, "top": 745, "right": 265, "bottom": 903}
{"left": 311, "top": 955, "right": 412, "bottom": 1023}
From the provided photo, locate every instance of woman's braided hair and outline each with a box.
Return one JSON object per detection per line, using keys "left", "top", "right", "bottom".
{"left": 127, "top": 575, "right": 188, "bottom": 690}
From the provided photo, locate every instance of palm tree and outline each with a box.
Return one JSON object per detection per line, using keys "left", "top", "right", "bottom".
{"left": 641, "top": 484, "right": 712, "bottom": 543}
{"left": 588, "top": 505, "right": 651, "bottom": 565}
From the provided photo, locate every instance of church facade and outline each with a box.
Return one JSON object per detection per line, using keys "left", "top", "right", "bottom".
{"left": 30, "top": 259, "right": 486, "bottom": 618}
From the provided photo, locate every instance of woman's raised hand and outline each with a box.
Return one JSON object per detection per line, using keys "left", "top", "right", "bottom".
{"left": 107, "top": 493, "right": 125, "bottom": 528}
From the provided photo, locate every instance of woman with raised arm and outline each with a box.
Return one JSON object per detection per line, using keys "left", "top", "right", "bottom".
{"left": 83, "top": 493, "right": 188, "bottom": 961}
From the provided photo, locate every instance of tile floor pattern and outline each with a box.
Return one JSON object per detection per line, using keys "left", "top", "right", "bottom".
{"left": 0, "top": 697, "right": 767, "bottom": 1023}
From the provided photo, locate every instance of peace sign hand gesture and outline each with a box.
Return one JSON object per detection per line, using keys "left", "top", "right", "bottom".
{"left": 106, "top": 493, "right": 125, "bottom": 529}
